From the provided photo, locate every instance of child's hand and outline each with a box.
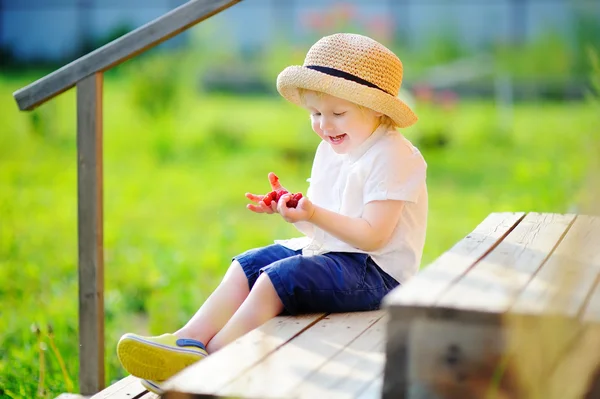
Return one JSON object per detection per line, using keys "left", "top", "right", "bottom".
{"left": 245, "top": 172, "right": 286, "bottom": 214}
{"left": 245, "top": 192, "right": 278, "bottom": 214}
{"left": 277, "top": 194, "right": 315, "bottom": 223}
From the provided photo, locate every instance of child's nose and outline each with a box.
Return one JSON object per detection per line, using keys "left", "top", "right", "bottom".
{"left": 319, "top": 117, "right": 334, "bottom": 132}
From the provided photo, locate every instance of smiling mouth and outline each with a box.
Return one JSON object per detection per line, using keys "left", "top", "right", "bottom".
{"left": 328, "top": 134, "right": 347, "bottom": 144}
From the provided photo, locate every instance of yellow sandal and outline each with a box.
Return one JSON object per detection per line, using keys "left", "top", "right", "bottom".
{"left": 117, "top": 333, "right": 207, "bottom": 381}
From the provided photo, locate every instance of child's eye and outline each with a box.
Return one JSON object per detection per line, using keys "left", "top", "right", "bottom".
{"left": 333, "top": 112, "right": 346, "bottom": 116}
{"left": 312, "top": 112, "right": 321, "bottom": 117}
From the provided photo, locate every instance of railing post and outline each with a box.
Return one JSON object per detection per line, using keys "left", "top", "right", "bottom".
{"left": 76, "top": 72, "right": 105, "bottom": 395}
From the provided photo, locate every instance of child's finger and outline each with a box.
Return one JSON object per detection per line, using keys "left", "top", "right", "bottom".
{"left": 296, "top": 198, "right": 305, "bottom": 210}
{"left": 246, "top": 204, "right": 265, "bottom": 213}
{"left": 298, "top": 197, "right": 310, "bottom": 209}
{"left": 259, "top": 201, "right": 275, "bottom": 214}
{"left": 245, "top": 192, "right": 263, "bottom": 203}
{"left": 247, "top": 202, "right": 275, "bottom": 214}
{"left": 268, "top": 172, "right": 284, "bottom": 191}
{"left": 277, "top": 194, "right": 292, "bottom": 213}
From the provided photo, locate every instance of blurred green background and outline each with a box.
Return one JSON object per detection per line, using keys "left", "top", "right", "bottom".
{"left": 1, "top": 0, "right": 600, "bottom": 398}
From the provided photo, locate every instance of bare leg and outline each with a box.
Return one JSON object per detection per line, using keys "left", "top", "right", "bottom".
{"left": 174, "top": 260, "right": 249, "bottom": 345}
{"left": 207, "top": 273, "right": 284, "bottom": 353}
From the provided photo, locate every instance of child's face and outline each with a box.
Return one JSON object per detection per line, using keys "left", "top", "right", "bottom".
{"left": 303, "top": 91, "right": 382, "bottom": 155}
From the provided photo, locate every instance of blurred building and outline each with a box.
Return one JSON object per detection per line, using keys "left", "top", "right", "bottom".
{"left": 1, "top": 0, "right": 599, "bottom": 63}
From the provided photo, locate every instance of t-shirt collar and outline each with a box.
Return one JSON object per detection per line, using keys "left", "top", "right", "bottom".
{"left": 346, "top": 122, "right": 391, "bottom": 163}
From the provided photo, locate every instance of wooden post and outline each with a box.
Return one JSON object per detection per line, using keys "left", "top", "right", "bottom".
{"left": 76, "top": 73, "right": 104, "bottom": 395}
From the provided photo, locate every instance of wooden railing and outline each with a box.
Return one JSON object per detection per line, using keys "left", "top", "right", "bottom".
{"left": 12, "top": 0, "right": 242, "bottom": 395}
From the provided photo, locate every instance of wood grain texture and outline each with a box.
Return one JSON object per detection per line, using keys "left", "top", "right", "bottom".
{"left": 407, "top": 318, "right": 512, "bottom": 399}
{"left": 537, "top": 325, "right": 600, "bottom": 399}
{"left": 382, "top": 212, "right": 524, "bottom": 399}
{"left": 292, "top": 314, "right": 387, "bottom": 399}
{"left": 164, "top": 314, "right": 326, "bottom": 396}
{"left": 216, "top": 311, "right": 383, "bottom": 398}
{"left": 89, "top": 376, "right": 146, "bottom": 399}
{"left": 77, "top": 73, "right": 105, "bottom": 395}
{"left": 13, "top": 0, "right": 242, "bottom": 110}
{"left": 55, "top": 394, "right": 90, "bottom": 399}
{"left": 512, "top": 215, "right": 600, "bottom": 319}
{"left": 354, "top": 374, "right": 384, "bottom": 399}
{"left": 382, "top": 314, "right": 426, "bottom": 399}
{"left": 435, "top": 213, "right": 575, "bottom": 316}
{"left": 384, "top": 212, "right": 525, "bottom": 310}
{"left": 583, "top": 280, "right": 600, "bottom": 324}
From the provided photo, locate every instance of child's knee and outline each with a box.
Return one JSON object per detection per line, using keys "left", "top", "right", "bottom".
{"left": 221, "top": 259, "right": 250, "bottom": 291}
{"left": 229, "top": 259, "right": 242, "bottom": 272}
{"left": 252, "top": 273, "right": 283, "bottom": 305}
{"left": 223, "top": 259, "right": 242, "bottom": 276}
{"left": 254, "top": 272, "right": 275, "bottom": 292}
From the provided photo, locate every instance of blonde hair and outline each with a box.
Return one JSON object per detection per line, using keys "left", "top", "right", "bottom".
{"left": 297, "top": 88, "right": 397, "bottom": 128}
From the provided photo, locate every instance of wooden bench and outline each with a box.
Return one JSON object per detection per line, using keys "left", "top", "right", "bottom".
{"left": 91, "top": 311, "right": 386, "bottom": 399}
{"left": 90, "top": 212, "right": 600, "bottom": 399}
{"left": 383, "top": 212, "right": 600, "bottom": 399}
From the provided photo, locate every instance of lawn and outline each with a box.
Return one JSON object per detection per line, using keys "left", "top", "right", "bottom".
{"left": 0, "top": 70, "right": 599, "bottom": 398}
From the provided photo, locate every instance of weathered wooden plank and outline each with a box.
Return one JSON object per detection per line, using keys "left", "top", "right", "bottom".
{"left": 512, "top": 215, "right": 600, "bottom": 319}
{"left": 77, "top": 73, "right": 105, "bottom": 395}
{"left": 163, "top": 313, "right": 326, "bottom": 395}
{"left": 405, "top": 316, "right": 592, "bottom": 398}
{"left": 13, "top": 0, "right": 242, "bottom": 110}
{"left": 354, "top": 374, "right": 383, "bottom": 399}
{"left": 583, "top": 280, "right": 600, "bottom": 324}
{"left": 541, "top": 325, "right": 600, "bottom": 399}
{"left": 406, "top": 318, "right": 516, "bottom": 399}
{"left": 55, "top": 394, "right": 89, "bottom": 399}
{"left": 382, "top": 212, "right": 524, "bottom": 399}
{"left": 434, "top": 213, "right": 575, "bottom": 316}
{"left": 585, "top": 367, "right": 600, "bottom": 399}
{"left": 89, "top": 376, "right": 146, "bottom": 399}
{"left": 140, "top": 393, "right": 161, "bottom": 399}
{"left": 384, "top": 212, "right": 525, "bottom": 310}
{"left": 382, "top": 314, "right": 427, "bottom": 399}
{"left": 215, "top": 311, "right": 383, "bottom": 398}
{"left": 292, "top": 314, "right": 386, "bottom": 399}
{"left": 163, "top": 393, "right": 221, "bottom": 399}
{"left": 499, "top": 314, "right": 590, "bottom": 399}
{"left": 395, "top": 214, "right": 600, "bottom": 398}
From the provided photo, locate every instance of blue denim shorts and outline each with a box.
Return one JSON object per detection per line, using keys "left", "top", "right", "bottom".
{"left": 234, "top": 244, "right": 400, "bottom": 315}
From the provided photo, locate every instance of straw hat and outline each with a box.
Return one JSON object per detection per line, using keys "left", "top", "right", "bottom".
{"left": 277, "top": 33, "right": 417, "bottom": 128}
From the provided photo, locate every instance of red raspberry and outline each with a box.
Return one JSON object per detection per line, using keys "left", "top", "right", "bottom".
{"left": 286, "top": 192, "right": 303, "bottom": 208}
{"left": 274, "top": 189, "right": 289, "bottom": 201}
{"left": 262, "top": 191, "right": 277, "bottom": 206}
{"left": 263, "top": 189, "right": 289, "bottom": 206}
{"left": 262, "top": 188, "right": 303, "bottom": 208}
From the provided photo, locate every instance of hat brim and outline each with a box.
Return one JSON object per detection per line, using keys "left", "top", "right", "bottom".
{"left": 277, "top": 66, "right": 417, "bottom": 128}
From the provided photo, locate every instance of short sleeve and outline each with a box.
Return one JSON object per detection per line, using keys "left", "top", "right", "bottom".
{"left": 363, "top": 144, "right": 426, "bottom": 204}
{"left": 306, "top": 177, "right": 313, "bottom": 199}
{"left": 297, "top": 177, "right": 314, "bottom": 238}
{"left": 305, "top": 143, "right": 322, "bottom": 201}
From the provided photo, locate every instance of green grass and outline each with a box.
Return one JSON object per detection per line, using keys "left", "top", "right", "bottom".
{"left": 0, "top": 71, "right": 598, "bottom": 398}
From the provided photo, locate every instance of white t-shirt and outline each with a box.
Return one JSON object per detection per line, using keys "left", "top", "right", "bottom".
{"left": 275, "top": 123, "right": 428, "bottom": 284}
